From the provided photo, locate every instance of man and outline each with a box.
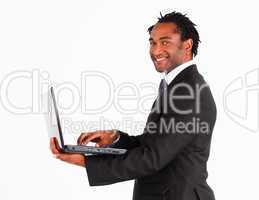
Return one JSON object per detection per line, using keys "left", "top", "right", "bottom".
{"left": 50, "top": 11, "right": 217, "bottom": 200}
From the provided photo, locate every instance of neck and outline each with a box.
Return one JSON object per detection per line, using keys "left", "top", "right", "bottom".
{"left": 166, "top": 57, "right": 193, "bottom": 74}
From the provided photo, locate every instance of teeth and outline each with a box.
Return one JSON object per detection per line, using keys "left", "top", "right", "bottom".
{"left": 156, "top": 58, "right": 166, "bottom": 62}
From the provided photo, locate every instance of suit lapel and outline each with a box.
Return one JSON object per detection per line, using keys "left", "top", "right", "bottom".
{"left": 143, "top": 65, "right": 198, "bottom": 135}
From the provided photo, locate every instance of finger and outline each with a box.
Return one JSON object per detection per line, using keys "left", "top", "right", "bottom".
{"left": 77, "top": 133, "right": 84, "bottom": 144}
{"left": 56, "top": 154, "right": 71, "bottom": 163}
{"left": 53, "top": 137, "right": 62, "bottom": 151}
{"left": 82, "top": 133, "right": 101, "bottom": 145}
{"left": 50, "top": 137, "right": 60, "bottom": 154}
{"left": 77, "top": 132, "right": 92, "bottom": 145}
{"left": 90, "top": 137, "right": 101, "bottom": 143}
{"left": 56, "top": 153, "right": 80, "bottom": 162}
{"left": 95, "top": 141, "right": 107, "bottom": 147}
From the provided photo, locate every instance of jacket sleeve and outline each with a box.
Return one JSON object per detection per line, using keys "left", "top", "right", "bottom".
{"left": 109, "top": 130, "right": 142, "bottom": 150}
{"left": 85, "top": 113, "right": 197, "bottom": 186}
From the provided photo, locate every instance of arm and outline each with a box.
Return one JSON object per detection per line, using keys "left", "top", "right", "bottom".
{"left": 85, "top": 113, "right": 197, "bottom": 186}
{"left": 109, "top": 130, "right": 142, "bottom": 150}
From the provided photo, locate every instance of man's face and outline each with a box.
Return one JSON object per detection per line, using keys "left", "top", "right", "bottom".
{"left": 149, "top": 22, "right": 185, "bottom": 73}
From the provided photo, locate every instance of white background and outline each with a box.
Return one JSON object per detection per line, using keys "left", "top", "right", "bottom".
{"left": 0, "top": 0, "right": 259, "bottom": 199}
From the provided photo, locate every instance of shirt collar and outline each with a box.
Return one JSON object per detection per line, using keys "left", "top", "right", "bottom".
{"left": 161, "top": 59, "right": 196, "bottom": 85}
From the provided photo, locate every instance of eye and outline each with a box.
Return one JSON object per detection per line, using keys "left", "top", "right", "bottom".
{"left": 149, "top": 41, "right": 155, "bottom": 46}
{"left": 161, "top": 41, "right": 169, "bottom": 46}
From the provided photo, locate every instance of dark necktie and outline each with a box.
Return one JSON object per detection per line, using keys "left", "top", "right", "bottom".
{"left": 158, "top": 79, "right": 167, "bottom": 113}
{"left": 159, "top": 78, "right": 167, "bottom": 96}
{"left": 144, "top": 79, "right": 167, "bottom": 134}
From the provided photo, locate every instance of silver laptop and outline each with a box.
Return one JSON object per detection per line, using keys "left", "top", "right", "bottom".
{"left": 50, "top": 86, "right": 127, "bottom": 155}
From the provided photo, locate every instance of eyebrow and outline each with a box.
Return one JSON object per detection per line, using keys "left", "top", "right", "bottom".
{"left": 159, "top": 36, "right": 171, "bottom": 40}
{"left": 149, "top": 36, "right": 172, "bottom": 41}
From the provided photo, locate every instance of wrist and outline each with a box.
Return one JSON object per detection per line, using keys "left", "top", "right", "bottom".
{"left": 78, "top": 155, "right": 86, "bottom": 167}
{"left": 111, "top": 129, "right": 119, "bottom": 141}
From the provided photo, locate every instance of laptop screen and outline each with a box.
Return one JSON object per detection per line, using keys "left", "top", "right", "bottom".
{"left": 50, "top": 86, "right": 65, "bottom": 148}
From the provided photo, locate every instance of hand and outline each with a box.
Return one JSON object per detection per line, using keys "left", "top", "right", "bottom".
{"left": 50, "top": 137, "right": 86, "bottom": 167}
{"left": 77, "top": 130, "right": 119, "bottom": 147}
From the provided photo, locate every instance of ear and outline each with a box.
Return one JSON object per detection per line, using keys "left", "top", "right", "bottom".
{"left": 183, "top": 38, "right": 193, "bottom": 54}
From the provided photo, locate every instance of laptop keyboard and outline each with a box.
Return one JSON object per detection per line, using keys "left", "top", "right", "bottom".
{"left": 65, "top": 145, "right": 126, "bottom": 154}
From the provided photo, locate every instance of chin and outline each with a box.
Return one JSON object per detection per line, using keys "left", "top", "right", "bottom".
{"left": 155, "top": 65, "right": 169, "bottom": 73}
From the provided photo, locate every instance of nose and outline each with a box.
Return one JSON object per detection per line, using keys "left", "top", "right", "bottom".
{"left": 150, "top": 43, "right": 163, "bottom": 57}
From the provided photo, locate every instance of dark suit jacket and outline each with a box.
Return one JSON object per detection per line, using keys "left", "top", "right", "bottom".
{"left": 85, "top": 65, "right": 217, "bottom": 200}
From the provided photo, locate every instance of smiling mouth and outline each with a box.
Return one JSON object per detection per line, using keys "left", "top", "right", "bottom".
{"left": 154, "top": 57, "right": 168, "bottom": 63}
{"left": 156, "top": 57, "right": 167, "bottom": 62}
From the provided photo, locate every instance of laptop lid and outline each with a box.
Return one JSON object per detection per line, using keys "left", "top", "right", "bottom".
{"left": 50, "top": 86, "right": 65, "bottom": 148}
